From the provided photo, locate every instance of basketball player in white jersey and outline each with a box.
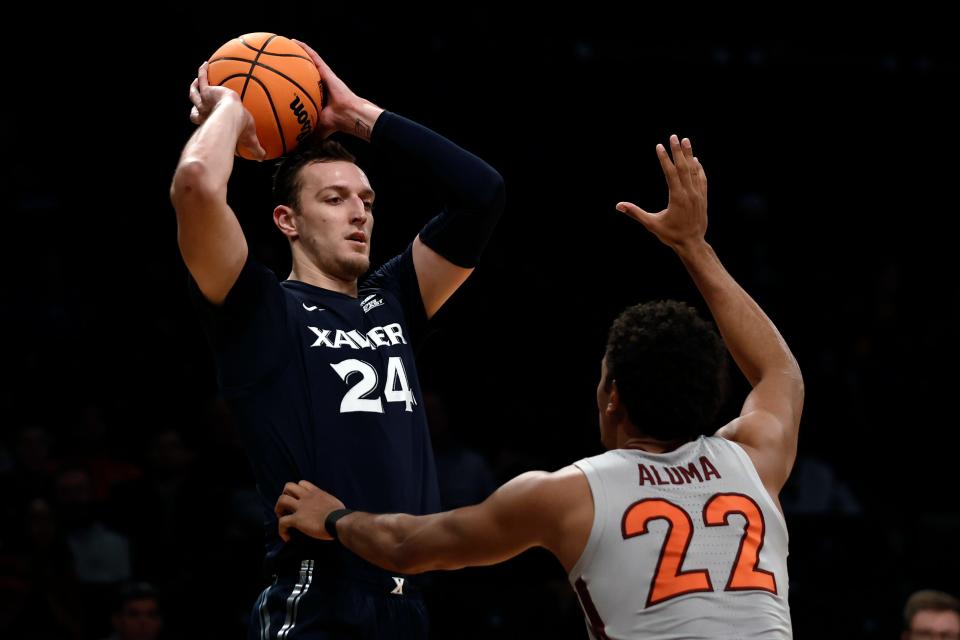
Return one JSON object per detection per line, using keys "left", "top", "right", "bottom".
{"left": 273, "top": 135, "right": 803, "bottom": 638}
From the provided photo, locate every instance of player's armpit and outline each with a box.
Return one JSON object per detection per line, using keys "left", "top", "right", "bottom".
{"left": 715, "top": 410, "right": 799, "bottom": 499}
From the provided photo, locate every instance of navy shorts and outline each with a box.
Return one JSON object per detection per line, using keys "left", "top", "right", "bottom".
{"left": 247, "top": 560, "right": 429, "bottom": 639}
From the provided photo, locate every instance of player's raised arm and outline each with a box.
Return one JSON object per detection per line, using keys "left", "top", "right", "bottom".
{"left": 617, "top": 136, "right": 803, "bottom": 498}
{"left": 294, "top": 39, "right": 505, "bottom": 319}
{"left": 170, "top": 62, "right": 265, "bottom": 305}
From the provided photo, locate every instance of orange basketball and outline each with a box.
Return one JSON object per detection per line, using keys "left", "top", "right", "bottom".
{"left": 207, "top": 33, "right": 323, "bottom": 160}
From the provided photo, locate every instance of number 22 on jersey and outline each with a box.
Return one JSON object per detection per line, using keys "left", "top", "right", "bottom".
{"left": 622, "top": 493, "right": 777, "bottom": 608}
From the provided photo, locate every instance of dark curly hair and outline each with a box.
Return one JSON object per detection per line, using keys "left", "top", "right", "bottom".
{"left": 604, "top": 300, "right": 727, "bottom": 441}
{"left": 272, "top": 136, "right": 358, "bottom": 209}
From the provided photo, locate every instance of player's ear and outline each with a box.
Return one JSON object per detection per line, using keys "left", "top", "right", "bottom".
{"left": 274, "top": 205, "right": 298, "bottom": 239}
{"left": 605, "top": 380, "right": 621, "bottom": 416}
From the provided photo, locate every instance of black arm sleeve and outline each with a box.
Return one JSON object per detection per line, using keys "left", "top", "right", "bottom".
{"left": 370, "top": 111, "right": 505, "bottom": 268}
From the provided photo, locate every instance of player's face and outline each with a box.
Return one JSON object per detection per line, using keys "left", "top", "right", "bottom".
{"left": 294, "top": 161, "right": 375, "bottom": 281}
{"left": 596, "top": 356, "right": 616, "bottom": 450}
{"left": 908, "top": 609, "right": 960, "bottom": 640}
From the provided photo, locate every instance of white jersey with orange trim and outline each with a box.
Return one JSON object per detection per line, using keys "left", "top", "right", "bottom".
{"left": 569, "top": 436, "right": 791, "bottom": 639}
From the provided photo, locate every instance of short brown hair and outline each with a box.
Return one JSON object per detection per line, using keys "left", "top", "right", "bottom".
{"left": 272, "top": 137, "right": 358, "bottom": 209}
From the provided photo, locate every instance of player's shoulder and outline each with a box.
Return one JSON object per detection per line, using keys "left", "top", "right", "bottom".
{"left": 550, "top": 465, "right": 592, "bottom": 501}
{"left": 505, "top": 466, "right": 589, "bottom": 512}
{"left": 224, "top": 257, "right": 282, "bottom": 294}
{"left": 531, "top": 466, "right": 594, "bottom": 565}
{"left": 518, "top": 465, "right": 588, "bottom": 489}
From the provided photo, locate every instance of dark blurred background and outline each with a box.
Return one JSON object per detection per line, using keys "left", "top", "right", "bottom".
{"left": 2, "top": 7, "right": 956, "bottom": 639}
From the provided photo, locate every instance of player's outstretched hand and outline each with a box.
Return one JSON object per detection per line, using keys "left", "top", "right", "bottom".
{"left": 616, "top": 135, "right": 707, "bottom": 251}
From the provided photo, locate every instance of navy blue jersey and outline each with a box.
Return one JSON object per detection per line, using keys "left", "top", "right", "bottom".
{"left": 186, "top": 112, "right": 503, "bottom": 593}
{"left": 189, "top": 245, "right": 439, "bottom": 578}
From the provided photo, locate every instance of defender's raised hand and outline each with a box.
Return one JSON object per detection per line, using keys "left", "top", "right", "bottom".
{"left": 616, "top": 135, "right": 707, "bottom": 250}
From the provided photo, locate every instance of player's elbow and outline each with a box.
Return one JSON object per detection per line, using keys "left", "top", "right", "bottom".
{"left": 480, "top": 169, "right": 506, "bottom": 216}
{"left": 787, "top": 355, "right": 804, "bottom": 403}
{"left": 760, "top": 354, "right": 804, "bottom": 399}
{"left": 460, "top": 164, "right": 505, "bottom": 216}
{"left": 775, "top": 358, "right": 805, "bottom": 429}
{"left": 792, "top": 365, "right": 805, "bottom": 414}
{"left": 170, "top": 160, "right": 224, "bottom": 212}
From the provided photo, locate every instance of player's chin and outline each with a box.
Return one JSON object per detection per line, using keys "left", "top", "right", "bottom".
{"left": 341, "top": 253, "right": 370, "bottom": 278}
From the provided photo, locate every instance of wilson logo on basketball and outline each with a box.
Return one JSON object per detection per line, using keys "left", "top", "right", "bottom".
{"left": 290, "top": 96, "right": 313, "bottom": 143}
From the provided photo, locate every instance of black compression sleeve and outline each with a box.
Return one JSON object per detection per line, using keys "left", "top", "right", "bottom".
{"left": 371, "top": 111, "right": 505, "bottom": 267}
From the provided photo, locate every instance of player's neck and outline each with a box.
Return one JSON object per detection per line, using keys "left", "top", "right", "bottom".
{"left": 618, "top": 428, "right": 688, "bottom": 454}
{"left": 289, "top": 256, "right": 359, "bottom": 297}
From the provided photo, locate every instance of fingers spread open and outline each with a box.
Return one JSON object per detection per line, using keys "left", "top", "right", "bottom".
{"left": 670, "top": 135, "right": 691, "bottom": 187}
{"left": 291, "top": 39, "right": 313, "bottom": 56}
{"left": 681, "top": 138, "right": 698, "bottom": 183}
{"left": 298, "top": 40, "right": 336, "bottom": 80}
{"left": 616, "top": 202, "right": 659, "bottom": 231}
{"left": 694, "top": 157, "right": 708, "bottom": 193}
{"left": 656, "top": 143, "right": 680, "bottom": 193}
{"left": 292, "top": 39, "right": 322, "bottom": 66}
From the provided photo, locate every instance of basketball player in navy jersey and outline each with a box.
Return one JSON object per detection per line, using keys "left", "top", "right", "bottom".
{"left": 171, "top": 39, "right": 503, "bottom": 638}
{"left": 276, "top": 136, "right": 803, "bottom": 638}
